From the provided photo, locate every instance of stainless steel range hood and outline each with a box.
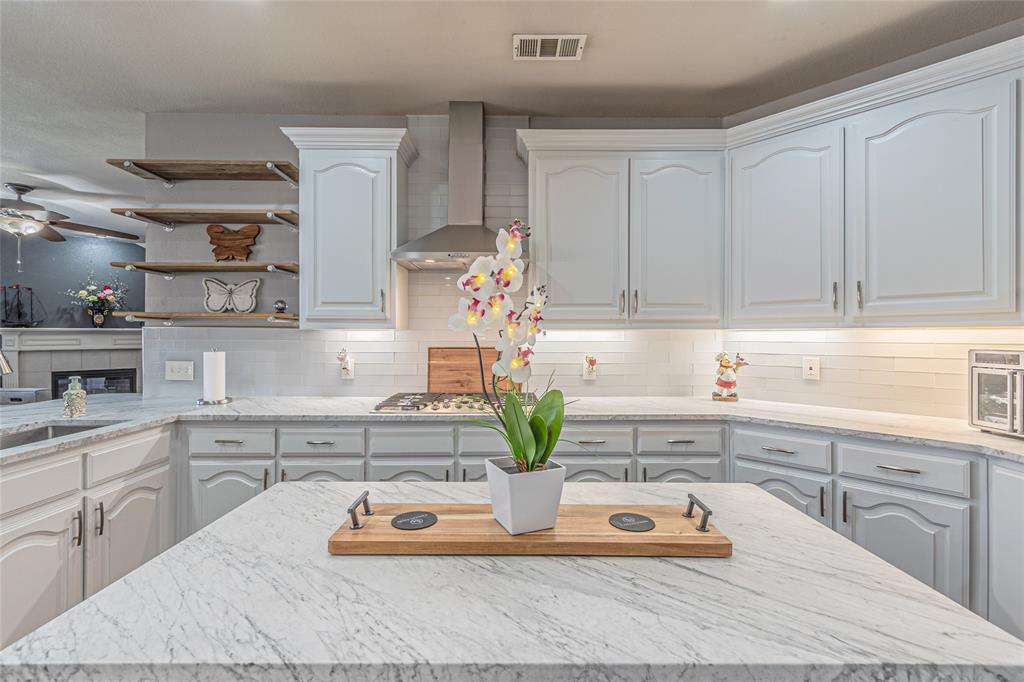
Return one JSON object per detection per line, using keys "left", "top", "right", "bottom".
{"left": 392, "top": 102, "right": 525, "bottom": 270}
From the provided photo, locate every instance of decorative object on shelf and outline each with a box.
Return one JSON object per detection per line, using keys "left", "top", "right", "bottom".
{"left": 712, "top": 352, "right": 749, "bottom": 402}
{"left": 207, "top": 224, "right": 261, "bottom": 261}
{"left": 2, "top": 284, "right": 46, "bottom": 327}
{"left": 61, "top": 375, "right": 86, "bottom": 417}
{"left": 582, "top": 354, "right": 598, "bottom": 380}
{"left": 66, "top": 274, "right": 128, "bottom": 327}
{"left": 337, "top": 349, "right": 354, "bottom": 379}
{"left": 448, "top": 218, "right": 567, "bottom": 535}
{"left": 202, "top": 277, "right": 261, "bottom": 313}
{"left": 198, "top": 350, "right": 230, "bottom": 405}
{"left": 273, "top": 299, "right": 288, "bottom": 313}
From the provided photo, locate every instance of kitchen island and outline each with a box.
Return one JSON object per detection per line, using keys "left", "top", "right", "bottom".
{"left": 1, "top": 482, "right": 1020, "bottom": 681}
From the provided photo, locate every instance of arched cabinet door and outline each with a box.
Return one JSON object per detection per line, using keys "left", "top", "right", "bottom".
{"left": 837, "top": 481, "right": 969, "bottom": 606}
{"left": 368, "top": 460, "right": 454, "bottom": 482}
{"left": 280, "top": 460, "right": 363, "bottom": 483}
{"left": 641, "top": 459, "right": 723, "bottom": 483}
{"left": 189, "top": 460, "right": 271, "bottom": 533}
{"left": 561, "top": 459, "right": 631, "bottom": 482}
{"left": 846, "top": 73, "right": 1017, "bottom": 320}
{"left": 734, "top": 460, "right": 830, "bottom": 525}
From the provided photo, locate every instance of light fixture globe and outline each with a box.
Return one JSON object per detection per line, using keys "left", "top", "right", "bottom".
{"left": 0, "top": 209, "right": 44, "bottom": 235}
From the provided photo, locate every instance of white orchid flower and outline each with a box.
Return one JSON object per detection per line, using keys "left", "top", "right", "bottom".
{"left": 447, "top": 297, "right": 487, "bottom": 332}
{"left": 457, "top": 256, "right": 496, "bottom": 299}
{"left": 491, "top": 346, "right": 535, "bottom": 384}
{"left": 481, "top": 292, "right": 511, "bottom": 324}
{"left": 494, "top": 311, "right": 528, "bottom": 352}
{"left": 496, "top": 228, "right": 523, "bottom": 260}
{"left": 493, "top": 257, "right": 525, "bottom": 293}
{"left": 523, "top": 314, "right": 544, "bottom": 346}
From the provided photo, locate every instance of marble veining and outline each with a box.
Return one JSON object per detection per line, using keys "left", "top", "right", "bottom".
{"left": 0, "top": 482, "right": 1021, "bottom": 681}
{"left": 2, "top": 394, "right": 1024, "bottom": 466}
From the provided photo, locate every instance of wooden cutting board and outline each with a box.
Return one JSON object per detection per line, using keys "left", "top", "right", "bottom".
{"left": 427, "top": 347, "right": 500, "bottom": 393}
{"left": 328, "top": 504, "right": 732, "bottom": 557}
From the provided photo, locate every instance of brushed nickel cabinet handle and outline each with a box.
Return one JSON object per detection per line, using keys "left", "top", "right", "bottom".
{"left": 876, "top": 464, "right": 922, "bottom": 475}
{"left": 305, "top": 440, "right": 335, "bottom": 446}
{"left": 819, "top": 486, "right": 825, "bottom": 518}
{"left": 380, "top": 289, "right": 386, "bottom": 313}
{"left": 832, "top": 282, "right": 839, "bottom": 310}
{"left": 578, "top": 439, "right": 606, "bottom": 444}
{"left": 263, "top": 467, "right": 269, "bottom": 490}
{"left": 96, "top": 502, "right": 105, "bottom": 536}
{"left": 842, "top": 490, "right": 848, "bottom": 524}
{"left": 761, "top": 445, "right": 796, "bottom": 454}
{"left": 624, "top": 467, "right": 629, "bottom": 482}
{"left": 856, "top": 280, "right": 864, "bottom": 311}
{"left": 633, "top": 289, "right": 639, "bottom": 314}
{"left": 73, "top": 510, "right": 83, "bottom": 546}
{"left": 462, "top": 468, "right": 467, "bottom": 482}
{"left": 667, "top": 439, "right": 696, "bottom": 444}
{"left": 619, "top": 290, "right": 625, "bottom": 314}
{"left": 214, "top": 439, "right": 244, "bottom": 445}
{"left": 445, "top": 469, "right": 450, "bottom": 482}
{"left": 281, "top": 468, "right": 288, "bottom": 482}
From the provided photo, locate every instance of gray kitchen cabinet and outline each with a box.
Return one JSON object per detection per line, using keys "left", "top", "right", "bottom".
{"left": 836, "top": 480, "right": 970, "bottom": 606}
{"left": 734, "top": 460, "right": 831, "bottom": 526}
{"left": 639, "top": 458, "right": 723, "bottom": 483}
{"left": 367, "top": 459, "right": 455, "bottom": 482}
{"left": 560, "top": 457, "right": 632, "bottom": 482}
{"left": 280, "top": 460, "right": 364, "bottom": 483}
{"left": 86, "top": 464, "right": 173, "bottom": 597}
{"left": 189, "top": 460, "right": 272, "bottom": 532}
{"left": 988, "top": 460, "right": 1024, "bottom": 639}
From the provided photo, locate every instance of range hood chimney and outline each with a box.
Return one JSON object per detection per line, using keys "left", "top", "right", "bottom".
{"left": 392, "top": 102, "right": 523, "bottom": 270}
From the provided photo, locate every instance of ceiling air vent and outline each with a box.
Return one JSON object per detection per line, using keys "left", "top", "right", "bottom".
{"left": 513, "top": 34, "right": 587, "bottom": 61}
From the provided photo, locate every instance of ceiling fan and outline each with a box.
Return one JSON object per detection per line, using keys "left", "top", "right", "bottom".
{"left": 1, "top": 183, "right": 140, "bottom": 272}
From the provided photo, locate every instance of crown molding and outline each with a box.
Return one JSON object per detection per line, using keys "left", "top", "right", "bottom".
{"left": 515, "top": 129, "right": 727, "bottom": 162}
{"left": 281, "top": 127, "right": 419, "bottom": 165}
{"left": 726, "top": 36, "right": 1024, "bottom": 149}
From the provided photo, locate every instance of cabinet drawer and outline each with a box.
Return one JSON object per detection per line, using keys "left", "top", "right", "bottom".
{"left": 188, "top": 427, "right": 276, "bottom": 457}
{"left": 0, "top": 453, "right": 81, "bottom": 517}
{"left": 280, "top": 460, "right": 364, "bottom": 483}
{"left": 278, "top": 428, "right": 364, "bottom": 456}
{"left": 637, "top": 426, "right": 723, "bottom": 455}
{"left": 735, "top": 460, "right": 831, "bottom": 526}
{"left": 367, "top": 459, "right": 454, "bottom": 482}
{"left": 558, "top": 427, "right": 633, "bottom": 455}
{"left": 836, "top": 442, "right": 970, "bottom": 497}
{"left": 732, "top": 427, "right": 831, "bottom": 473}
{"left": 457, "top": 427, "right": 508, "bottom": 456}
{"left": 86, "top": 427, "right": 170, "bottom": 487}
{"left": 368, "top": 427, "right": 454, "bottom": 457}
{"left": 639, "top": 458, "right": 722, "bottom": 483}
{"left": 559, "top": 457, "right": 632, "bottom": 482}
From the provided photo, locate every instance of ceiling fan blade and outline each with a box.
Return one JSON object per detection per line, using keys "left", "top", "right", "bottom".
{"left": 38, "top": 225, "right": 66, "bottom": 242}
{"left": 52, "top": 221, "right": 139, "bottom": 240}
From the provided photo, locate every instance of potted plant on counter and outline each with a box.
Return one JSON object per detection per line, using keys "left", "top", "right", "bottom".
{"left": 448, "top": 219, "right": 567, "bottom": 535}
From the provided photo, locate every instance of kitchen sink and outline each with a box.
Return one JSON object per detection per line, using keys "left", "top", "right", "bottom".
{"left": 0, "top": 423, "right": 119, "bottom": 450}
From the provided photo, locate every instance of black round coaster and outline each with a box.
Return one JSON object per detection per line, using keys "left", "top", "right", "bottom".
{"left": 608, "top": 512, "right": 656, "bottom": 532}
{"left": 391, "top": 511, "right": 438, "bottom": 531}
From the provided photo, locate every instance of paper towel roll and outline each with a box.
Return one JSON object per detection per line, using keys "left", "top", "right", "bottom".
{"left": 203, "top": 351, "right": 226, "bottom": 402}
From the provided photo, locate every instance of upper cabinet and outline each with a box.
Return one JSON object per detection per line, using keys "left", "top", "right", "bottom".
{"left": 729, "top": 124, "right": 845, "bottom": 324}
{"left": 282, "top": 128, "right": 417, "bottom": 329}
{"left": 519, "top": 131, "right": 727, "bottom": 326}
{"left": 845, "top": 74, "right": 1018, "bottom": 321}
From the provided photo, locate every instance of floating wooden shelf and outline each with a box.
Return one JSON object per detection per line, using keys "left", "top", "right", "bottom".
{"left": 110, "top": 261, "right": 299, "bottom": 276}
{"left": 107, "top": 159, "right": 298, "bottom": 186}
{"left": 111, "top": 208, "right": 298, "bottom": 230}
{"left": 114, "top": 311, "right": 298, "bottom": 324}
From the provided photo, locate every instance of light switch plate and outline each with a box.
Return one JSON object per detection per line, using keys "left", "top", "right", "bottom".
{"left": 165, "top": 360, "right": 194, "bottom": 381}
{"left": 802, "top": 357, "right": 820, "bottom": 381}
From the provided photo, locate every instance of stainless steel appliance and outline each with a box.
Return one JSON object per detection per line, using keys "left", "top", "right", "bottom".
{"left": 374, "top": 393, "right": 493, "bottom": 413}
{"left": 969, "top": 350, "right": 1024, "bottom": 438}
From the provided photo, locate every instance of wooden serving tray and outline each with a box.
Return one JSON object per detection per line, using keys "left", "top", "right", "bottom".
{"left": 328, "top": 504, "right": 732, "bottom": 557}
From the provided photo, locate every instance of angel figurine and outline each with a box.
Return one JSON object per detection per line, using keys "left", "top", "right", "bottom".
{"left": 712, "top": 352, "right": 748, "bottom": 401}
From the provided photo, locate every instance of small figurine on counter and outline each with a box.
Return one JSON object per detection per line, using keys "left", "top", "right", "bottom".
{"left": 337, "top": 349, "right": 354, "bottom": 379}
{"left": 712, "top": 352, "right": 748, "bottom": 402}
{"left": 62, "top": 375, "right": 86, "bottom": 417}
{"left": 582, "top": 354, "right": 598, "bottom": 380}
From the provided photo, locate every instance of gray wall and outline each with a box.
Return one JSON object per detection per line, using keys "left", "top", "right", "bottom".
{"left": 0, "top": 232, "right": 145, "bottom": 328}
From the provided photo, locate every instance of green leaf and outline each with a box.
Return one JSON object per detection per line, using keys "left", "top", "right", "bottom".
{"left": 528, "top": 416, "right": 548, "bottom": 471}
{"left": 531, "top": 389, "right": 564, "bottom": 465}
{"left": 503, "top": 392, "right": 535, "bottom": 468}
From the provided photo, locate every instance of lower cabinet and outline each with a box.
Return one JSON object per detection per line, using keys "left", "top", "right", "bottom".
{"left": 0, "top": 496, "right": 84, "bottom": 648}
{"left": 189, "top": 459, "right": 272, "bottom": 532}
{"left": 280, "top": 459, "right": 363, "bottom": 482}
{"left": 836, "top": 480, "right": 970, "bottom": 606}
{"left": 367, "top": 459, "right": 454, "bottom": 482}
{"left": 560, "top": 457, "right": 631, "bottom": 482}
{"left": 734, "top": 460, "right": 830, "bottom": 526}
{"left": 640, "top": 458, "right": 722, "bottom": 483}
{"left": 85, "top": 465, "right": 173, "bottom": 597}
{"left": 988, "top": 460, "right": 1024, "bottom": 639}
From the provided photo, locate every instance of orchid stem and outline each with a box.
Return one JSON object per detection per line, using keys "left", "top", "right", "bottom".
{"left": 473, "top": 333, "right": 505, "bottom": 426}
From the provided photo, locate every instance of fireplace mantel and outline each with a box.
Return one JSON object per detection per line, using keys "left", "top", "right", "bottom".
{"left": 1, "top": 328, "right": 142, "bottom": 392}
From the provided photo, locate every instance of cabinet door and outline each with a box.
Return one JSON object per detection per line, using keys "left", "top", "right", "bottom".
{"left": 531, "top": 155, "right": 629, "bottom": 321}
{"left": 837, "top": 481, "right": 969, "bottom": 605}
{"left": 86, "top": 465, "right": 173, "bottom": 596}
{"left": 640, "top": 458, "right": 722, "bottom": 483}
{"left": 730, "top": 123, "right": 844, "bottom": 323}
{"left": 847, "top": 74, "right": 1017, "bottom": 319}
{"left": 629, "top": 154, "right": 723, "bottom": 322}
{"left": 367, "top": 459, "right": 454, "bottom": 482}
{"left": 560, "top": 458, "right": 632, "bottom": 482}
{"left": 0, "top": 497, "right": 84, "bottom": 648}
{"left": 988, "top": 461, "right": 1024, "bottom": 639}
{"left": 189, "top": 460, "right": 272, "bottom": 533}
{"left": 734, "top": 461, "right": 830, "bottom": 526}
{"left": 300, "top": 150, "right": 389, "bottom": 324}
{"left": 280, "top": 460, "right": 364, "bottom": 482}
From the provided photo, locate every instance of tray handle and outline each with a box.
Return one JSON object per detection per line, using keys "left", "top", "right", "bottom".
{"left": 347, "top": 490, "right": 375, "bottom": 529}
{"left": 681, "top": 493, "right": 713, "bottom": 533}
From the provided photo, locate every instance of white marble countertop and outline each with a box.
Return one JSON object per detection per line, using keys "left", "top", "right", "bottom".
{"left": 2, "top": 394, "right": 1023, "bottom": 466}
{"left": 0, "top": 482, "right": 1020, "bottom": 680}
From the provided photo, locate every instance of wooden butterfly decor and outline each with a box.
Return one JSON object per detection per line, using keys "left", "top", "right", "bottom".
{"left": 202, "top": 278, "right": 261, "bottom": 313}
{"left": 207, "top": 224, "right": 261, "bottom": 261}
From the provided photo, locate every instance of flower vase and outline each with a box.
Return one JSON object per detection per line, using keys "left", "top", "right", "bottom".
{"left": 485, "top": 456, "right": 565, "bottom": 535}
{"left": 88, "top": 308, "right": 106, "bottom": 328}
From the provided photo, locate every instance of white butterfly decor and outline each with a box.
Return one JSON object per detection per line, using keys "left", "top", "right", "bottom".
{"left": 202, "top": 278, "right": 261, "bottom": 313}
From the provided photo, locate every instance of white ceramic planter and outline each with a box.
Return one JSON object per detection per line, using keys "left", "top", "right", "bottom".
{"left": 485, "top": 456, "right": 566, "bottom": 535}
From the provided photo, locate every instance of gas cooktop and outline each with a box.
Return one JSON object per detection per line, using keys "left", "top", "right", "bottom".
{"left": 373, "top": 393, "right": 493, "bottom": 413}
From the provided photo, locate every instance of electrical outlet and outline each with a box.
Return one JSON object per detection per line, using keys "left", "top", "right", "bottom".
{"left": 165, "top": 360, "right": 194, "bottom": 381}
{"left": 802, "top": 357, "right": 820, "bottom": 381}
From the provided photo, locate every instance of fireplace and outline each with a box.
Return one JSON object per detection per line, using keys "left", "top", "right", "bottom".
{"left": 52, "top": 368, "right": 137, "bottom": 397}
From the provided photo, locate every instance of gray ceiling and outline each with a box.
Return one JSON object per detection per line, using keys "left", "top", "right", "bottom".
{"left": 2, "top": 0, "right": 1022, "bottom": 239}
